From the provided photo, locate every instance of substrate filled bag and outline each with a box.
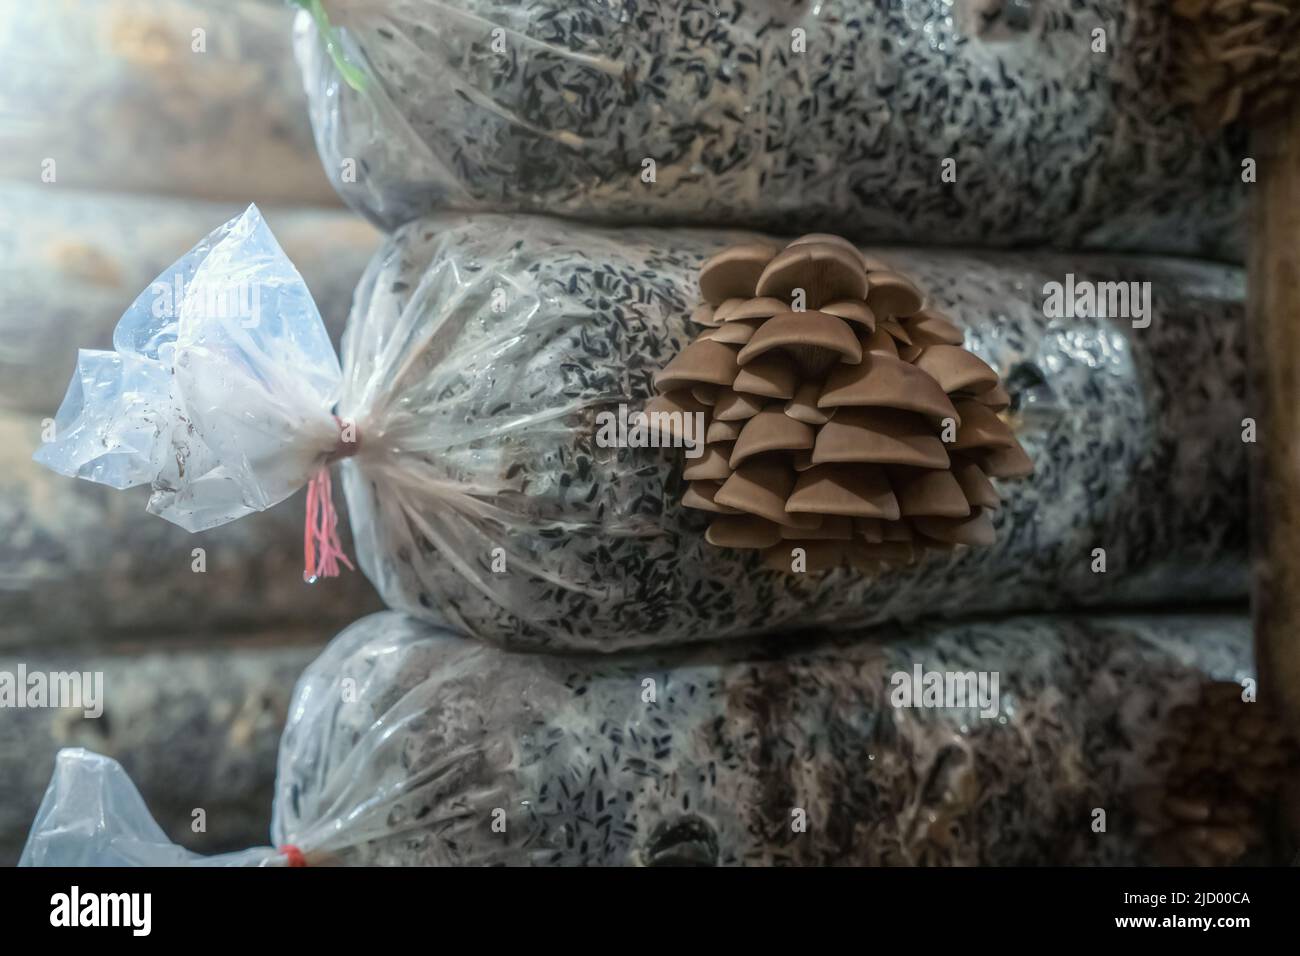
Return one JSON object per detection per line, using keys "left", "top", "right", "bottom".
{"left": 0, "top": 0, "right": 336, "bottom": 206}
{"left": 294, "top": 0, "right": 1243, "bottom": 259}
{"left": 20, "top": 610, "right": 1267, "bottom": 867}
{"left": 33, "top": 207, "right": 1247, "bottom": 651}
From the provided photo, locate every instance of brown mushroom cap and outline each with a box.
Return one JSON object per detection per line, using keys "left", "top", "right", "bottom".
{"left": 644, "top": 391, "right": 711, "bottom": 440}
{"left": 865, "top": 271, "right": 924, "bottom": 317}
{"left": 914, "top": 509, "right": 996, "bottom": 547}
{"left": 889, "top": 466, "right": 973, "bottom": 518}
{"left": 780, "top": 514, "right": 854, "bottom": 540}
{"left": 978, "top": 440, "right": 1034, "bottom": 479}
{"left": 712, "top": 388, "right": 765, "bottom": 421}
{"left": 682, "top": 480, "right": 742, "bottom": 514}
{"left": 715, "top": 459, "right": 797, "bottom": 526}
{"left": 913, "top": 345, "right": 999, "bottom": 395}
{"left": 726, "top": 297, "right": 791, "bottom": 321}
{"left": 903, "top": 308, "right": 964, "bottom": 346}
{"left": 878, "top": 317, "right": 913, "bottom": 345}
{"left": 707, "top": 317, "right": 764, "bottom": 346}
{"left": 689, "top": 384, "right": 718, "bottom": 405}
{"left": 951, "top": 399, "right": 1017, "bottom": 451}
{"left": 760, "top": 545, "right": 796, "bottom": 572}
{"left": 732, "top": 352, "right": 798, "bottom": 399}
{"left": 819, "top": 354, "right": 960, "bottom": 423}
{"left": 786, "top": 233, "right": 863, "bottom": 259}
{"left": 976, "top": 383, "right": 1011, "bottom": 411}
{"left": 706, "top": 419, "right": 744, "bottom": 443}
{"left": 785, "top": 463, "right": 901, "bottom": 520}
{"left": 682, "top": 444, "right": 734, "bottom": 481}
{"left": 706, "top": 513, "right": 784, "bottom": 549}
{"left": 654, "top": 338, "right": 741, "bottom": 392}
{"left": 951, "top": 456, "right": 1001, "bottom": 509}
{"left": 860, "top": 326, "right": 900, "bottom": 358}
{"left": 785, "top": 381, "right": 833, "bottom": 425}
{"left": 730, "top": 409, "right": 816, "bottom": 468}
{"left": 737, "top": 311, "right": 863, "bottom": 375}
{"left": 691, "top": 303, "right": 720, "bottom": 328}
{"left": 820, "top": 299, "right": 877, "bottom": 330}
{"left": 715, "top": 298, "right": 753, "bottom": 323}
{"left": 699, "top": 244, "right": 777, "bottom": 305}
{"left": 861, "top": 253, "right": 894, "bottom": 273}
{"left": 812, "top": 407, "right": 950, "bottom": 469}
{"left": 754, "top": 243, "right": 869, "bottom": 308}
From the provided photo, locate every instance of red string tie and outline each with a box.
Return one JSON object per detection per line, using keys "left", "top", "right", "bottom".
{"left": 279, "top": 845, "right": 308, "bottom": 868}
{"left": 303, "top": 416, "right": 358, "bottom": 583}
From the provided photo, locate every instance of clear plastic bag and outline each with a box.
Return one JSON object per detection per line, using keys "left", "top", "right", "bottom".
{"left": 34, "top": 206, "right": 1247, "bottom": 651}
{"left": 0, "top": 0, "right": 336, "bottom": 206}
{"left": 294, "top": 0, "right": 1243, "bottom": 260}
{"left": 0, "top": 183, "right": 377, "bottom": 416}
{"left": 33, "top": 205, "right": 344, "bottom": 529}
{"left": 0, "top": 191, "right": 381, "bottom": 645}
{"left": 19, "top": 749, "right": 279, "bottom": 867}
{"left": 21, "top": 609, "right": 1255, "bottom": 866}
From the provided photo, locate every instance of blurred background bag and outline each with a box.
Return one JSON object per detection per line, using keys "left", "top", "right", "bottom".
{"left": 295, "top": 0, "right": 1243, "bottom": 260}
{"left": 23, "top": 608, "right": 1277, "bottom": 867}
{"left": 0, "top": 0, "right": 338, "bottom": 205}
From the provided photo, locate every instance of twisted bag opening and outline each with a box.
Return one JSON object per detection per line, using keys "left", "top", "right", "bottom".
{"left": 33, "top": 204, "right": 347, "bottom": 534}
{"left": 278, "top": 845, "right": 309, "bottom": 867}
{"left": 305, "top": 415, "right": 360, "bottom": 582}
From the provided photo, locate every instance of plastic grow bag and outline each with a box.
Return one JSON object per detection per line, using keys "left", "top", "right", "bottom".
{"left": 294, "top": 0, "right": 1243, "bottom": 260}
{"left": 0, "top": 0, "right": 337, "bottom": 206}
{"left": 0, "top": 187, "right": 382, "bottom": 646}
{"left": 0, "top": 184, "right": 378, "bottom": 415}
{"left": 20, "top": 609, "right": 1256, "bottom": 866}
{"left": 32, "top": 206, "right": 1247, "bottom": 651}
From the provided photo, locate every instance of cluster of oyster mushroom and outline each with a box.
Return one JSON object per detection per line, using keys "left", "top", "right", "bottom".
{"left": 1134, "top": 681, "right": 1300, "bottom": 866}
{"left": 648, "top": 234, "right": 1032, "bottom": 573}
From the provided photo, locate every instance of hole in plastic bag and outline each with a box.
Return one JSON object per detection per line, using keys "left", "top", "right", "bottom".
{"left": 642, "top": 814, "right": 719, "bottom": 867}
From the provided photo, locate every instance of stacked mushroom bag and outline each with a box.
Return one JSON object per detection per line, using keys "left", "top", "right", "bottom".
{"left": 649, "top": 236, "right": 1028, "bottom": 571}
{"left": 292, "top": 0, "right": 1243, "bottom": 259}
{"left": 32, "top": 208, "right": 1247, "bottom": 652}
{"left": 23, "top": 609, "right": 1286, "bottom": 867}
{"left": 0, "top": 0, "right": 335, "bottom": 206}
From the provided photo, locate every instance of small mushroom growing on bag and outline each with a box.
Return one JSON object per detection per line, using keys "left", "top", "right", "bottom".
{"left": 650, "top": 234, "right": 1032, "bottom": 574}
{"left": 1131, "top": 680, "right": 1300, "bottom": 866}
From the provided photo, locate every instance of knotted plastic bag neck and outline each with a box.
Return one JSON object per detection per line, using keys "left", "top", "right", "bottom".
{"left": 279, "top": 845, "right": 308, "bottom": 867}
{"left": 304, "top": 416, "right": 359, "bottom": 583}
